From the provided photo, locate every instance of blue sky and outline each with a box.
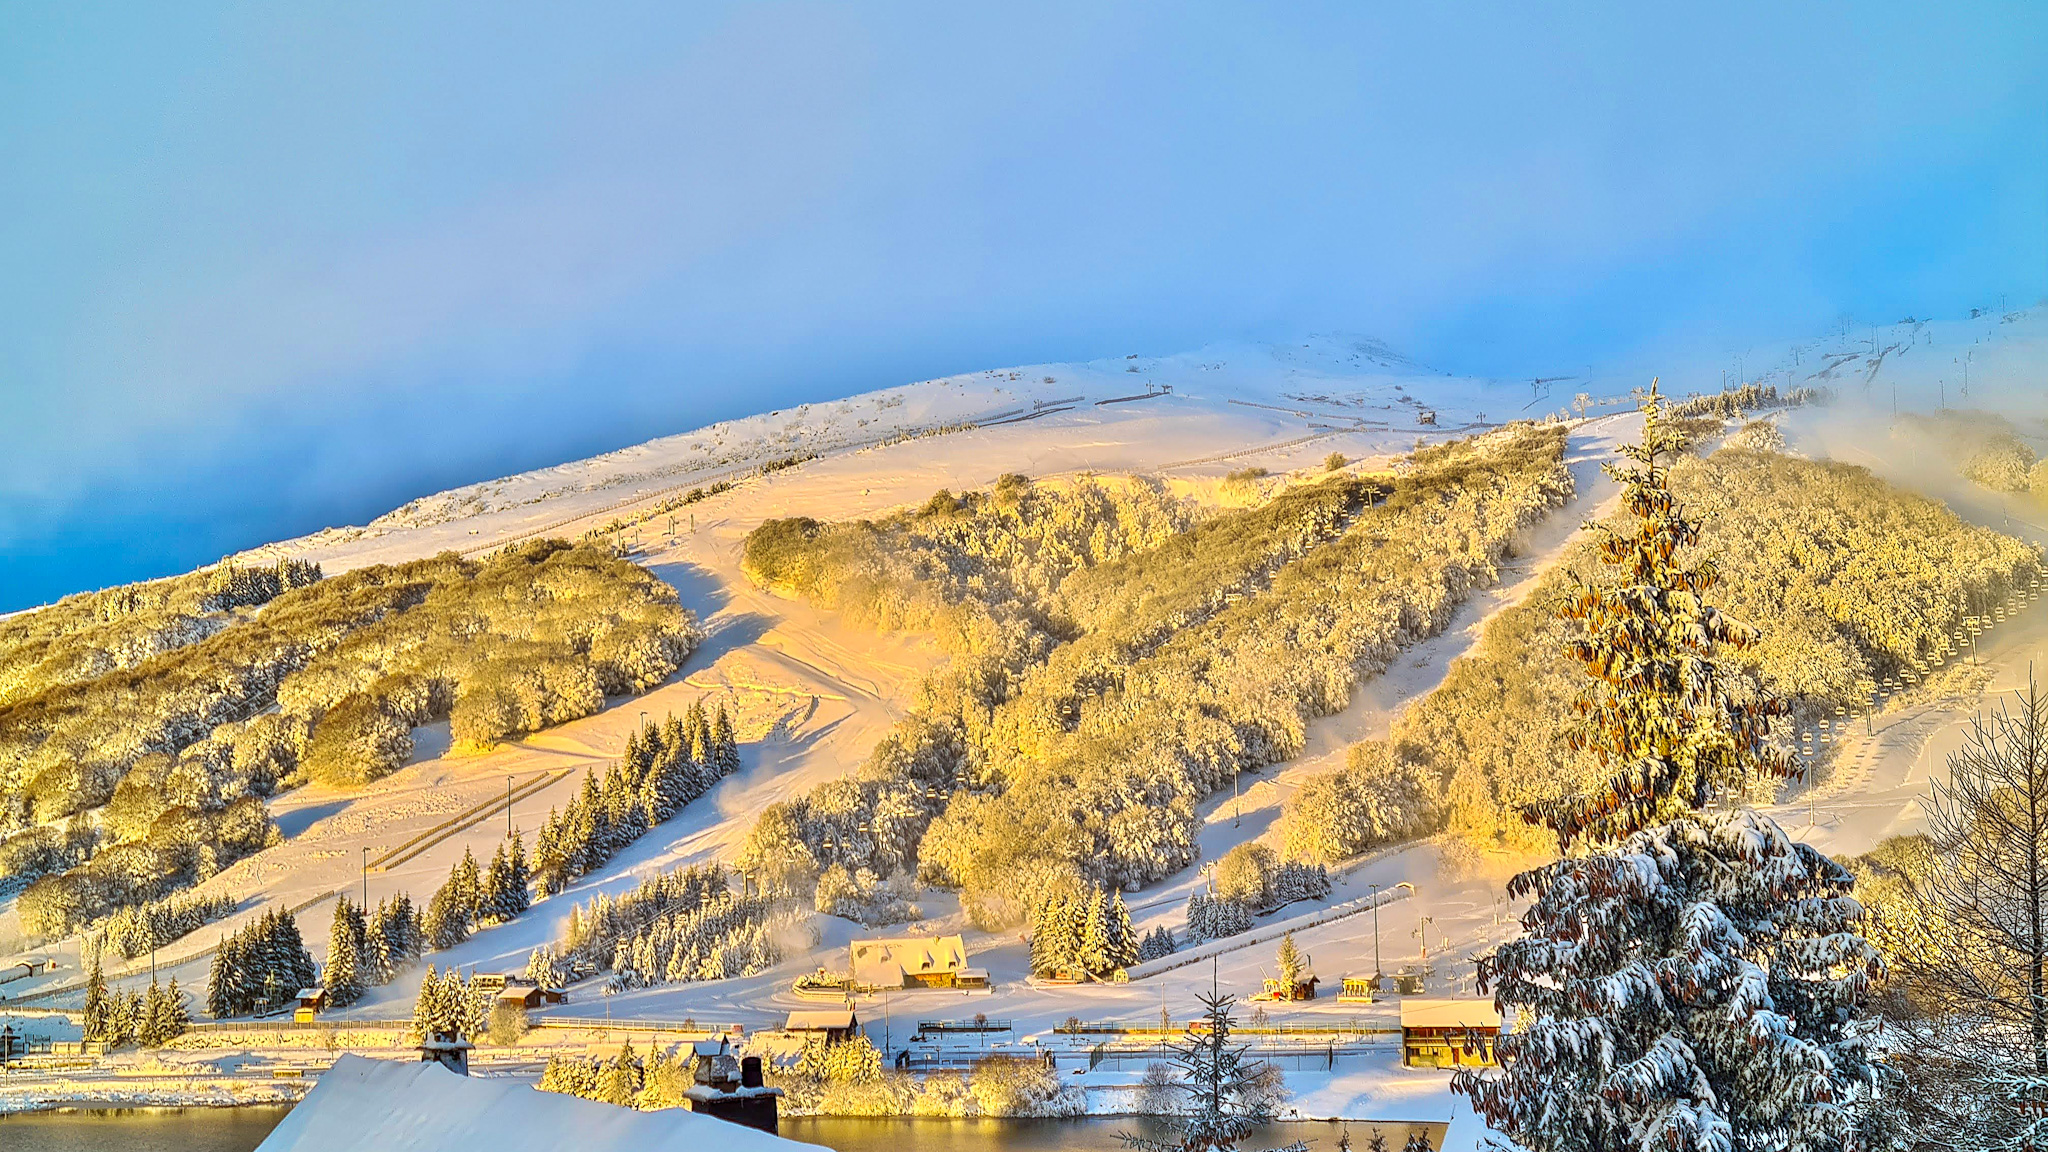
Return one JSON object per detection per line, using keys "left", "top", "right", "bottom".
{"left": 2, "top": 2, "right": 2043, "bottom": 609}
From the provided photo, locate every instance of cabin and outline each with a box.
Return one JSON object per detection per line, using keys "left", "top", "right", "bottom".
{"left": 1399, "top": 998, "right": 1501, "bottom": 1069}
{"left": 1260, "top": 968, "right": 1320, "bottom": 1001}
{"left": 1338, "top": 975, "right": 1381, "bottom": 1003}
{"left": 493, "top": 978, "right": 566, "bottom": 1011}
{"left": 294, "top": 987, "right": 328, "bottom": 1023}
{"left": 848, "top": 935, "right": 981, "bottom": 990}
{"left": 783, "top": 1008, "right": 860, "bottom": 1044}
{"left": 682, "top": 1036, "right": 783, "bottom": 1134}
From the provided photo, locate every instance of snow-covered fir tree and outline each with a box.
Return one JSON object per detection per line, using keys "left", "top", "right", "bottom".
{"left": 1533, "top": 380, "right": 1794, "bottom": 846}
{"left": 81, "top": 955, "right": 113, "bottom": 1043}
{"left": 205, "top": 908, "right": 317, "bottom": 1018}
{"left": 324, "top": 895, "right": 366, "bottom": 1007}
{"left": 1137, "top": 925, "right": 1177, "bottom": 962}
{"left": 530, "top": 710, "right": 739, "bottom": 898}
{"left": 1453, "top": 384, "right": 1891, "bottom": 1152}
{"left": 1119, "top": 984, "right": 1277, "bottom": 1151}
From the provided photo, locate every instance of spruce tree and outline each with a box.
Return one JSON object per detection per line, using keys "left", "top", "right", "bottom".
{"left": 276, "top": 909, "right": 317, "bottom": 999}
{"left": 1275, "top": 931, "right": 1303, "bottom": 994}
{"left": 140, "top": 977, "right": 169, "bottom": 1047}
{"left": 506, "top": 833, "right": 531, "bottom": 915}
{"left": 364, "top": 911, "right": 395, "bottom": 987}
{"left": 206, "top": 938, "right": 236, "bottom": 1019}
{"left": 1079, "top": 885, "right": 1112, "bottom": 978}
{"left": 713, "top": 705, "right": 741, "bottom": 777}
{"left": 82, "top": 955, "right": 113, "bottom": 1043}
{"left": 160, "top": 978, "right": 190, "bottom": 1040}
{"left": 453, "top": 847, "right": 483, "bottom": 919}
{"left": 326, "top": 896, "right": 366, "bottom": 1007}
{"left": 413, "top": 963, "right": 442, "bottom": 1036}
{"left": 1454, "top": 385, "right": 1890, "bottom": 1152}
{"left": 1119, "top": 985, "right": 1274, "bottom": 1150}
{"left": 1535, "top": 380, "right": 1793, "bottom": 845}
{"left": 1108, "top": 889, "right": 1138, "bottom": 971}
{"left": 601, "top": 1040, "right": 641, "bottom": 1106}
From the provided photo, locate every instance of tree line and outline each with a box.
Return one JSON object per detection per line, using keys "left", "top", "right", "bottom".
{"left": 1028, "top": 884, "right": 1137, "bottom": 980}
{"left": 1280, "top": 434, "right": 2042, "bottom": 863}
{"left": 530, "top": 703, "right": 739, "bottom": 899}
{"left": 204, "top": 906, "right": 319, "bottom": 1018}
{"left": 737, "top": 426, "right": 1574, "bottom": 928}
{"left": 3, "top": 540, "right": 699, "bottom": 935}
{"left": 81, "top": 958, "right": 190, "bottom": 1048}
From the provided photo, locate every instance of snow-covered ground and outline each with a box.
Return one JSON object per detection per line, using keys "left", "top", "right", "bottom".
{"left": 6, "top": 312, "right": 2048, "bottom": 1145}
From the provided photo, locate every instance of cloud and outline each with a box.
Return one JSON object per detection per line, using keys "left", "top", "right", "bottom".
{"left": 0, "top": 1, "right": 2043, "bottom": 604}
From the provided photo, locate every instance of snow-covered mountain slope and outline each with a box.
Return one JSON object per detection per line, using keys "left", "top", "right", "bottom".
{"left": 233, "top": 334, "right": 1614, "bottom": 574}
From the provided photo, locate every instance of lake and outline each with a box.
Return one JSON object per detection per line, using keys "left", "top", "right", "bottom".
{"left": 0, "top": 1107, "right": 1372, "bottom": 1151}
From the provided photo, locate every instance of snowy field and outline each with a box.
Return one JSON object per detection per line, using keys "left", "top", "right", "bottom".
{"left": 5, "top": 312, "right": 2048, "bottom": 1142}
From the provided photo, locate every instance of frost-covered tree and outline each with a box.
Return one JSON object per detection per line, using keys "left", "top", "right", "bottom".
{"left": 81, "top": 955, "right": 113, "bottom": 1042}
{"left": 1275, "top": 932, "right": 1303, "bottom": 992}
{"left": 1454, "top": 386, "right": 1891, "bottom": 1152}
{"left": 1137, "top": 925, "right": 1177, "bottom": 962}
{"left": 325, "top": 895, "right": 366, "bottom": 1007}
{"left": 1879, "top": 679, "right": 2048, "bottom": 1149}
{"left": 1534, "top": 381, "right": 1795, "bottom": 847}
{"left": 1119, "top": 985, "right": 1275, "bottom": 1151}
{"left": 1455, "top": 813, "right": 1889, "bottom": 1151}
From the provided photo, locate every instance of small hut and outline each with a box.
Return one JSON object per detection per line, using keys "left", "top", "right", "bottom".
{"left": 294, "top": 987, "right": 328, "bottom": 1023}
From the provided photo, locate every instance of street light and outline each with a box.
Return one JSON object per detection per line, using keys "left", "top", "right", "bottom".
{"left": 506, "top": 775, "right": 515, "bottom": 838}
{"left": 361, "top": 847, "right": 370, "bottom": 910}
{"left": 1368, "top": 883, "right": 1383, "bottom": 989}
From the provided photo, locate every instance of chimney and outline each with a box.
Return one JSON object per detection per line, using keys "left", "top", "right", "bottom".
{"left": 741, "top": 1056, "right": 763, "bottom": 1089}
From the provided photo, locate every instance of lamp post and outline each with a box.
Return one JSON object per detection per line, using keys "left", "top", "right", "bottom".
{"left": 506, "top": 775, "right": 515, "bottom": 838}
{"left": 1368, "top": 883, "right": 1383, "bottom": 989}
{"left": 361, "top": 847, "right": 370, "bottom": 910}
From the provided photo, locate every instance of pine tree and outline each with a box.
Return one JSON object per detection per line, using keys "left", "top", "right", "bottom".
{"left": 425, "top": 876, "right": 471, "bottom": 951}
{"left": 713, "top": 704, "right": 741, "bottom": 777}
{"left": 1079, "top": 886, "right": 1113, "bottom": 978}
{"left": 206, "top": 938, "right": 236, "bottom": 1019}
{"left": 363, "top": 911, "right": 395, "bottom": 987}
{"left": 1108, "top": 889, "right": 1137, "bottom": 971}
{"left": 140, "top": 977, "right": 170, "bottom": 1047}
{"left": 1275, "top": 931, "right": 1303, "bottom": 993}
{"left": 1119, "top": 985, "right": 1274, "bottom": 1150}
{"left": 413, "top": 964, "right": 442, "bottom": 1036}
{"left": 601, "top": 1040, "right": 641, "bottom": 1106}
{"left": 326, "top": 896, "right": 366, "bottom": 1007}
{"left": 82, "top": 955, "right": 113, "bottom": 1043}
{"left": 506, "top": 833, "right": 531, "bottom": 915}
{"left": 160, "top": 977, "right": 190, "bottom": 1040}
{"left": 454, "top": 847, "right": 483, "bottom": 919}
{"left": 276, "top": 909, "right": 317, "bottom": 1000}
{"left": 1535, "top": 380, "right": 1793, "bottom": 846}
{"left": 1400, "top": 1131, "right": 1432, "bottom": 1152}
{"left": 1454, "top": 385, "right": 1890, "bottom": 1152}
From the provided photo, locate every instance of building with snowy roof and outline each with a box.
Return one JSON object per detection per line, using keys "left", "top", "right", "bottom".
{"left": 1399, "top": 998, "right": 1501, "bottom": 1069}
{"left": 254, "top": 1053, "right": 806, "bottom": 1152}
{"left": 847, "top": 934, "right": 984, "bottom": 990}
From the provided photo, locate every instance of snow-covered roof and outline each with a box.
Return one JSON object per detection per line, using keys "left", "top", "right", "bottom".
{"left": 1399, "top": 998, "right": 1502, "bottom": 1030}
{"left": 784, "top": 1008, "right": 856, "bottom": 1031}
{"left": 255, "top": 1053, "right": 803, "bottom": 1152}
{"left": 848, "top": 935, "right": 968, "bottom": 984}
